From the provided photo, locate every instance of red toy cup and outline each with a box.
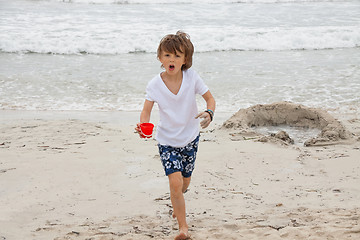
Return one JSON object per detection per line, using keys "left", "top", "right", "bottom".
{"left": 140, "top": 123, "right": 154, "bottom": 138}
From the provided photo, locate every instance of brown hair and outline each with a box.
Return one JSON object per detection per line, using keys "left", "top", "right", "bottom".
{"left": 157, "top": 31, "right": 194, "bottom": 70}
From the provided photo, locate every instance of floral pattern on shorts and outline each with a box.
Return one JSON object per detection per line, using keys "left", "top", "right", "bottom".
{"left": 158, "top": 135, "right": 199, "bottom": 178}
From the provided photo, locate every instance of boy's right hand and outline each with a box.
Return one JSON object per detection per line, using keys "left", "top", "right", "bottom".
{"left": 135, "top": 123, "right": 144, "bottom": 138}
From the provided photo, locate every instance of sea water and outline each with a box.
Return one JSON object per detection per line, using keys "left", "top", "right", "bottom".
{"left": 0, "top": 0, "right": 359, "bottom": 119}
{"left": 253, "top": 125, "right": 322, "bottom": 146}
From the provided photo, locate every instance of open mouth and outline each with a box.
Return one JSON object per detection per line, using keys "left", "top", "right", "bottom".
{"left": 169, "top": 65, "right": 175, "bottom": 70}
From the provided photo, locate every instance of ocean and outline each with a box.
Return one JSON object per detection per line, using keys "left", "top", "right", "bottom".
{"left": 0, "top": 0, "right": 359, "bottom": 119}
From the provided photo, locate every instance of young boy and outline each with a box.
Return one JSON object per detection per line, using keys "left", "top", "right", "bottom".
{"left": 136, "top": 31, "right": 215, "bottom": 240}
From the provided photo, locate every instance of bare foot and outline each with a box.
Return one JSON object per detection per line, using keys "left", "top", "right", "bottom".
{"left": 174, "top": 230, "right": 190, "bottom": 240}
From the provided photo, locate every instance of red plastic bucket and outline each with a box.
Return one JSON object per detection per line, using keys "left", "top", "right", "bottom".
{"left": 140, "top": 123, "right": 154, "bottom": 138}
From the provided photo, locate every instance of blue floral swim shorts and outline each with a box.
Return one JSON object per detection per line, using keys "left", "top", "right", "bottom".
{"left": 158, "top": 135, "right": 200, "bottom": 178}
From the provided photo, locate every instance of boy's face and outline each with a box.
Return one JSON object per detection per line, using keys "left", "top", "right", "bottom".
{"left": 159, "top": 50, "right": 186, "bottom": 75}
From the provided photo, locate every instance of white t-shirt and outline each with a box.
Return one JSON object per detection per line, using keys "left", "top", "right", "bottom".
{"left": 146, "top": 69, "right": 209, "bottom": 147}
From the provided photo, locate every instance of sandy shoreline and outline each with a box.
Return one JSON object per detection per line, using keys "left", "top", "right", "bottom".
{"left": 1, "top": 109, "right": 359, "bottom": 239}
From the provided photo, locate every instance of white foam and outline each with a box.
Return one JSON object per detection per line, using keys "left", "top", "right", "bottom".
{"left": 1, "top": 0, "right": 359, "bottom": 54}
{"left": 1, "top": 25, "right": 358, "bottom": 54}
{"left": 50, "top": 0, "right": 358, "bottom": 4}
{"left": 1, "top": 48, "right": 359, "bottom": 114}
{"left": 193, "top": 26, "right": 360, "bottom": 52}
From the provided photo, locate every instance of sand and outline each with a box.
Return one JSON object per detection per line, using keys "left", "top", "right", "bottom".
{"left": 221, "top": 102, "right": 353, "bottom": 146}
{"left": 1, "top": 105, "right": 360, "bottom": 240}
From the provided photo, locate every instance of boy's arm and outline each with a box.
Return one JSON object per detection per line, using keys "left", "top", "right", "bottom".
{"left": 135, "top": 100, "right": 154, "bottom": 136}
{"left": 202, "top": 90, "right": 215, "bottom": 113}
{"left": 196, "top": 90, "right": 216, "bottom": 129}
{"left": 140, "top": 99, "right": 154, "bottom": 123}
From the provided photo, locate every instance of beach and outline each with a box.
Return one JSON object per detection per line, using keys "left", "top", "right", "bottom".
{"left": 1, "top": 0, "right": 360, "bottom": 239}
{"left": 1, "top": 109, "right": 360, "bottom": 239}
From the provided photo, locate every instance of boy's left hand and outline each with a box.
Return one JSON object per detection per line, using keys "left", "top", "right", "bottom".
{"left": 196, "top": 112, "right": 211, "bottom": 129}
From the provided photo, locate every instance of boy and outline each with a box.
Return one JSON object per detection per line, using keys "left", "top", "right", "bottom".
{"left": 136, "top": 31, "right": 215, "bottom": 240}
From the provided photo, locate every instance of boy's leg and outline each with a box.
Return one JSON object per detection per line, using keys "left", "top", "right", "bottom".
{"left": 168, "top": 172, "right": 189, "bottom": 236}
{"left": 180, "top": 134, "right": 199, "bottom": 194}
{"left": 172, "top": 176, "right": 191, "bottom": 219}
{"left": 182, "top": 176, "right": 191, "bottom": 193}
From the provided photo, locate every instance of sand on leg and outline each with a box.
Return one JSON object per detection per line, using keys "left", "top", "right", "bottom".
{"left": 182, "top": 176, "right": 191, "bottom": 193}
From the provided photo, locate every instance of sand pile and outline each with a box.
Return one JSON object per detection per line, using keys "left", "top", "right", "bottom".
{"left": 221, "top": 102, "right": 352, "bottom": 146}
